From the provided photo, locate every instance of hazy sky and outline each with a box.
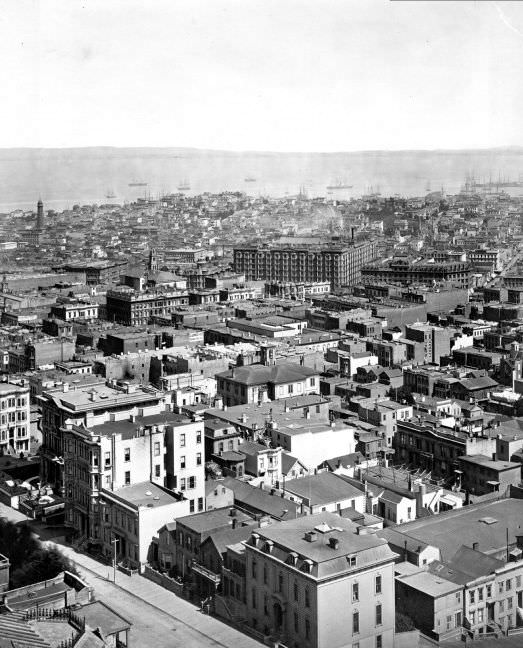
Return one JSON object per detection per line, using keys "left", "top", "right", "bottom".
{"left": 1, "top": 0, "right": 523, "bottom": 151}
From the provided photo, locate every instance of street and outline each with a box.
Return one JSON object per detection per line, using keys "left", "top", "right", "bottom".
{"left": 0, "top": 504, "right": 262, "bottom": 648}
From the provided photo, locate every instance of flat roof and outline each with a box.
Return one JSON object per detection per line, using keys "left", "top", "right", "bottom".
{"left": 399, "top": 569, "right": 461, "bottom": 598}
{"left": 459, "top": 454, "right": 520, "bottom": 471}
{"left": 108, "top": 481, "right": 180, "bottom": 509}
{"left": 387, "top": 498, "right": 523, "bottom": 560}
{"left": 78, "top": 600, "right": 132, "bottom": 635}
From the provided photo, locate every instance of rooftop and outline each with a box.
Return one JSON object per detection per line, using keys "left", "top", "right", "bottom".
{"left": 384, "top": 498, "right": 523, "bottom": 560}
{"left": 216, "top": 362, "right": 318, "bottom": 385}
{"left": 284, "top": 472, "right": 364, "bottom": 505}
{"left": 106, "top": 481, "right": 181, "bottom": 509}
{"left": 176, "top": 506, "right": 253, "bottom": 535}
{"left": 398, "top": 569, "right": 461, "bottom": 598}
{"left": 251, "top": 512, "right": 397, "bottom": 579}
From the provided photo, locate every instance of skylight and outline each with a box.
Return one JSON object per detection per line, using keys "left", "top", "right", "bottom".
{"left": 478, "top": 517, "right": 498, "bottom": 525}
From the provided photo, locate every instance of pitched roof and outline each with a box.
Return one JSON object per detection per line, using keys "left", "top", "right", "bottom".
{"left": 284, "top": 472, "right": 364, "bottom": 505}
{"left": 222, "top": 477, "right": 300, "bottom": 520}
{"left": 216, "top": 362, "right": 317, "bottom": 385}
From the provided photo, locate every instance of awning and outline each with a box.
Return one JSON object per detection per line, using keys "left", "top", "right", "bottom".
{"left": 439, "top": 495, "right": 458, "bottom": 506}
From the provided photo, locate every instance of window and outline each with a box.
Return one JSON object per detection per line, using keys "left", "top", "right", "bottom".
{"left": 251, "top": 588, "right": 257, "bottom": 609}
{"left": 294, "top": 581, "right": 298, "bottom": 601}
{"left": 470, "top": 611, "right": 476, "bottom": 625}
{"left": 376, "top": 636, "right": 382, "bottom": 648}
{"left": 310, "top": 378, "right": 315, "bottom": 386}
{"left": 124, "top": 447, "right": 130, "bottom": 462}
{"left": 305, "top": 618, "right": 310, "bottom": 640}
{"left": 198, "top": 497, "right": 204, "bottom": 512}
{"left": 375, "top": 575, "right": 382, "bottom": 595}
{"left": 352, "top": 582, "right": 359, "bottom": 602}
{"left": 348, "top": 555, "right": 356, "bottom": 567}
{"left": 508, "top": 597, "right": 513, "bottom": 610}
{"left": 376, "top": 604, "right": 382, "bottom": 626}
{"left": 517, "top": 576, "right": 521, "bottom": 588}
{"left": 180, "top": 434, "right": 186, "bottom": 447}
{"left": 180, "top": 478, "right": 186, "bottom": 491}
{"left": 305, "top": 587, "right": 310, "bottom": 607}
{"left": 180, "top": 456, "right": 186, "bottom": 469}
{"left": 486, "top": 585, "right": 492, "bottom": 598}
{"left": 196, "top": 452, "right": 202, "bottom": 466}
{"left": 189, "top": 476, "right": 196, "bottom": 489}
{"left": 499, "top": 600, "right": 505, "bottom": 612}
{"left": 104, "top": 452, "right": 111, "bottom": 467}
{"left": 506, "top": 579, "right": 512, "bottom": 591}
{"left": 294, "top": 612, "right": 299, "bottom": 633}
{"left": 263, "top": 595, "right": 268, "bottom": 616}
{"left": 263, "top": 565, "right": 268, "bottom": 585}
{"left": 154, "top": 442, "right": 161, "bottom": 456}
{"left": 478, "top": 587, "right": 483, "bottom": 602}
{"left": 124, "top": 471, "right": 130, "bottom": 485}
{"left": 278, "top": 572, "right": 283, "bottom": 593}
{"left": 477, "top": 609, "right": 484, "bottom": 623}
{"left": 352, "top": 611, "right": 359, "bottom": 635}
{"left": 190, "top": 499, "right": 194, "bottom": 513}
{"left": 499, "top": 582, "right": 504, "bottom": 594}
{"left": 469, "top": 590, "right": 475, "bottom": 604}
{"left": 196, "top": 431, "right": 201, "bottom": 444}
{"left": 252, "top": 560, "right": 257, "bottom": 579}
{"left": 155, "top": 464, "right": 161, "bottom": 477}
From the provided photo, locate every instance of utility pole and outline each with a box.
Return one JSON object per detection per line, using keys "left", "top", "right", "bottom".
{"left": 111, "top": 536, "right": 119, "bottom": 583}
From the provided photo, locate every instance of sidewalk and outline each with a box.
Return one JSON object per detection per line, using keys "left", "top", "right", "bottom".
{"left": 46, "top": 541, "right": 263, "bottom": 648}
{"left": 0, "top": 504, "right": 261, "bottom": 648}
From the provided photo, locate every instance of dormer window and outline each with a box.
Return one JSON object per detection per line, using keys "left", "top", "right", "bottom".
{"left": 302, "top": 559, "right": 313, "bottom": 574}
{"left": 264, "top": 540, "right": 274, "bottom": 554}
{"left": 287, "top": 552, "right": 298, "bottom": 566}
{"left": 347, "top": 555, "right": 357, "bottom": 567}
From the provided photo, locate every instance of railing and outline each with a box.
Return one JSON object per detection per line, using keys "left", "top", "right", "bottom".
{"left": 23, "top": 607, "right": 86, "bottom": 633}
{"left": 191, "top": 560, "right": 221, "bottom": 584}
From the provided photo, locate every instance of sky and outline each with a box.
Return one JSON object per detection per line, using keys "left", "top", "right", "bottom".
{"left": 0, "top": 0, "right": 523, "bottom": 152}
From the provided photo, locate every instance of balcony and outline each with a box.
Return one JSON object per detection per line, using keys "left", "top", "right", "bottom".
{"left": 191, "top": 560, "right": 221, "bottom": 585}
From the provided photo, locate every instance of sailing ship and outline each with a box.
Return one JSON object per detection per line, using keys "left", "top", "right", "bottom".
{"left": 177, "top": 179, "right": 191, "bottom": 191}
{"left": 244, "top": 176, "right": 257, "bottom": 183}
{"left": 105, "top": 189, "right": 116, "bottom": 200}
{"left": 326, "top": 177, "right": 353, "bottom": 190}
{"left": 128, "top": 180, "right": 148, "bottom": 187}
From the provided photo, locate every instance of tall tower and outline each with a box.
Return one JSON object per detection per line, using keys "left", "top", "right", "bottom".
{"left": 36, "top": 199, "right": 44, "bottom": 231}
{"left": 148, "top": 248, "right": 158, "bottom": 272}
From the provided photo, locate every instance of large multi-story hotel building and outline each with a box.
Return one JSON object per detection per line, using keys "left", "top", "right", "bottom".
{"left": 233, "top": 240, "right": 378, "bottom": 288}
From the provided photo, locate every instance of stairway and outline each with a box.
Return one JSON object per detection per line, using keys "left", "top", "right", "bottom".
{"left": 0, "top": 610, "right": 52, "bottom": 647}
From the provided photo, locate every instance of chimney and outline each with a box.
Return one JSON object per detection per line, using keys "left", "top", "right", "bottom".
{"left": 62, "top": 383, "right": 69, "bottom": 393}
{"left": 472, "top": 542, "right": 479, "bottom": 551}
{"left": 232, "top": 518, "right": 237, "bottom": 530}
{"left": 328, "top": 537, "right": 340, "bottom": 550}
{"left": 304, "top": 531, "right": 317, "bottom": 543}
{"left": 492, "top": 452, "right": 497, "bottom": 461}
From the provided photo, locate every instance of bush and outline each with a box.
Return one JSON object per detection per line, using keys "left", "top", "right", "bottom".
{"left": 0, "top": 518, "right": 78, "bottom": 589}
{"left": 396, "top": 612, "right": 416, "bottom": 632}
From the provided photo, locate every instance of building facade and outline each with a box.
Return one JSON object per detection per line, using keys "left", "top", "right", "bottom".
{"left": 234, "top": 241, "right": 378, "bottom": 288}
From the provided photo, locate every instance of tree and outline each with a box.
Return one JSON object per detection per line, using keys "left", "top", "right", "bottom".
{"left": 0, "top": 519, "right": 78, "bottom": 589}
{"left": 387, "top": 385, "right": 415, "bottom": 405}
{"left": 396, "top": 612, "right": 416, "bottom": 632}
